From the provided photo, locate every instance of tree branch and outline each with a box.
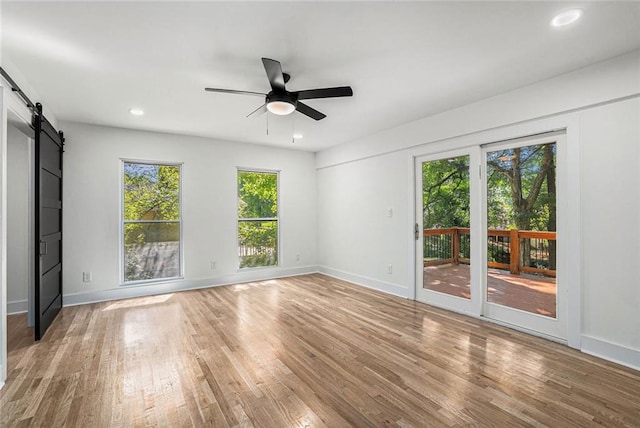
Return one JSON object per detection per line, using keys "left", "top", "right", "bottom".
{"left": 525, "top": 144, "right": 554, "bottom": 210}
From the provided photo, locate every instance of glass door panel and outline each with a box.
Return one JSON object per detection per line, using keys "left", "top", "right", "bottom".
{"left": 485, "top": 142, "right": 557, "bottom": 318}
{"left": 422, "top": 155, "right": 471, "bottom": 298}
{"left": 416, "top": 150, "right": 479, "bottom": 315}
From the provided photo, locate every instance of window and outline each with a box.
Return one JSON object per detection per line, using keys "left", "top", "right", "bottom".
{"left": 237, "top": 170, "right": 278, "bottom": 268}
{"left": 122, "top": 161, "right": 182, "bottom": 283}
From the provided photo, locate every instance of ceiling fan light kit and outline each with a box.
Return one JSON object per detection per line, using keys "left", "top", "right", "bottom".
{"left": 266, "top": 101, "right": 295, "bottom": 115}
{"left": 205, "top": 57, "right": 353, "bottom": 121}
{"left": 266, "top": 92, "right": 297, "bottom": 115}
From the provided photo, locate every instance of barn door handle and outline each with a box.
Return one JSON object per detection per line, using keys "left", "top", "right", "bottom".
{"left": 39, "top": 240, "right": 48, "bottom": 256}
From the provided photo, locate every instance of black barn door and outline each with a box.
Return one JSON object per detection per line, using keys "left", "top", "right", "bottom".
{"left": 34, "top": 103, "right": 64, "bottom": 340}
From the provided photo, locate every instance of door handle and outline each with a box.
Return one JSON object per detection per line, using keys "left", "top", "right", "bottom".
{"left": 415, "top": 223, "right": 420, "bottom": 241}
{"left": 39, "top": 240, "right": 47, "bottom": 256}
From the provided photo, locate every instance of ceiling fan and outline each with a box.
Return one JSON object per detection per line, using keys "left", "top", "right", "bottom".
{"left": 205, "top": 58, "right": 353, "bottom": 121}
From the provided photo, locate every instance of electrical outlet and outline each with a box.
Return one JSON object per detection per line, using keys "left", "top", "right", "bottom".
{"left": 296, "top": 253, "right": 300, "bottom": 262}
{"left": 82, "top": 272, "right": 92, "bottom": 282}
{"left": 210, "top": 261, "right": 216, "bottom": 270}
{"left": 387, "top": 264, "right": 393, "bottom": 275}
{"left": 387, "top": 208, "right": 393, "bottom": 218}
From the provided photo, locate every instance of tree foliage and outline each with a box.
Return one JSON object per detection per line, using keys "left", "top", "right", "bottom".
{"left": 487, "top": 143, "right": 556, "bottom": 269}
{"left": 238, "top": 171, "right": 278, "bottom": 268}
{"left": 422, "top": 156, "right": 470, "bottom": 228}
{"left": 238, "top": 171, "right": 277, "bottom": 219}
{"left": 421, "top": 144, "right": 556, "bottom": 233}
{"left": 124, "top": 163, "right": 180, "bottom": 221}
{"left": 123, "top": 162, "right": 181, "bottom": 281}
{"left": 422, "top": 144, "right": 557, "bottom": 269}
{"left": 486, "top": 143, "right": 556, "bottom": 232}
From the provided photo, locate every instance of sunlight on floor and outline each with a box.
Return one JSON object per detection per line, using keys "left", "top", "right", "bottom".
{"left": 102, "top": 293, "right": 174, "bottom": 311}
{"left": 234, "top": 280, "right": 278, "bottom": 292}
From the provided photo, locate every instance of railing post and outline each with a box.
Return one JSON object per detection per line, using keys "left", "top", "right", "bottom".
{"left": 452, "top": 227, "right": 459, "bottom": 265}
{"left": 509, "top": 229, "right": 520, "bottom": 275}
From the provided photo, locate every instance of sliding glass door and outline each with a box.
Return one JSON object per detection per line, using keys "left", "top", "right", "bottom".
{"left": 415, "top": 133, "right": 567, "bottom": 340}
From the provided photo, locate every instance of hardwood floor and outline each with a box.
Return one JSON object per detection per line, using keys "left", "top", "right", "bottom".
{"left": 1, "top": 274, "right": 639, "bottom": 427}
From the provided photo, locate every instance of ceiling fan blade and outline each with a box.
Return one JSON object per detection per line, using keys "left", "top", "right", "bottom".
{"left": 247, "top": 103, "right": 267, "bottom": 118}
{"left": 205, "top": 88, "right": 265, "bottom": 97}
{"left": 294, "top": 86, "right": 353, "bottom": 100}
{"left": 296, "top": 102, "right": 326, "bottom": 121}
{"left": 262, "top": 58, "right": 285, "bottom": 91}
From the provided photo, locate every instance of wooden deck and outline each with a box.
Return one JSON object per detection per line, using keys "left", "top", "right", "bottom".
{"left": 2, "top": 274, "right": 639, "bottom": 426}
{"left": 424, "top": 264, "right": 557, "bottom": 317}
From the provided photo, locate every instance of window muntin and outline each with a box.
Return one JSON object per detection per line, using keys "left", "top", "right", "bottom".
{"left": 122, "top": 161, "right": 182, "bottom": 283}
{"left": 237, "top": 170, "right": 278, "bottom": 268}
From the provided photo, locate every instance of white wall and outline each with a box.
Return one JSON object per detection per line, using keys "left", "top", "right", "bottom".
{"left": 317, "top": 50, "right": 640, "bottom": 168}
{"left": 580, "top": 99, "right": 640, "bottom": 352}
{"left": 317, "top": 150, "right": 409, "bottom": 297}
{"left": 316, "top": 51, "right": 640, "bottom": 369}
{"left": 6, "top": 124, "right": 29, "bottom": 313}
{"left": 61, "top": 122, "right": 318, "bottom": 304}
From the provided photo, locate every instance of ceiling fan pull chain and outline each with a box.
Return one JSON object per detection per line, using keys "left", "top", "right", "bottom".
{"left": 266, "top": 112, "right": 269, "bottom": 135}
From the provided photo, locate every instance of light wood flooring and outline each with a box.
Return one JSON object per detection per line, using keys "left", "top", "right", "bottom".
{"left": 1, "top": 274, "right": 639, "bottom": 427}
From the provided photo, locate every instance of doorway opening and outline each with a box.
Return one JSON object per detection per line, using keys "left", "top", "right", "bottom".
{"left": 6, "top": 114, "right": 36, "bottom": 365}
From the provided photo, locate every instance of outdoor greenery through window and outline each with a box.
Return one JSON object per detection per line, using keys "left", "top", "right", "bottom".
{"left": 486, "top": 143, "right": 557, "bottom": 270}
{"left": 485, "top": 142, "right": 557, "bottom": 317}
{"left": 238, "top": 170, "right": 278, "bottom": 268}
{"left": 123, "top": 161, "right": 181, "bottom": 282}
{"left": 421, "top": 155, "right": 471, "bottom": 299}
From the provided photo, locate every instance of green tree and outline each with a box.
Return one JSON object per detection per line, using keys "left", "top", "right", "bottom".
{"left": 238, "top": 171, "right": 277, "bottom": 219}
{"left": 486, "top": 144, "right": 555, "bottom": 232}
{"left": 124, "top": 163, "right": 180, "bottom": 221}
{"left": 487, "top": 143, "right": 556, "bottom": 267}
{"left": 238, "top": 171, "right": 278, "bottom": 268}
{"left": 422, "top": 156, "right": 470, "bottom": 228}
{"left": 123, "top": 163, "right": 180, "bottom": 281}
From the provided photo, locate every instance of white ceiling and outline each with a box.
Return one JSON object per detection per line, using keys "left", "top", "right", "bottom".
{"left": 3, "top": 2, "right": 640, "bottom": 152}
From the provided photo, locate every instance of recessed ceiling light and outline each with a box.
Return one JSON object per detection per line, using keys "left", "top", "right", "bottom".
{"left": 293, "top": 133, "right": 303, "bottom": 139}
{"left": 550, "top": 9, "right": 583, "bottom": 27}
{"left": 129, "top": 108, "right": 144, "bottom": 116}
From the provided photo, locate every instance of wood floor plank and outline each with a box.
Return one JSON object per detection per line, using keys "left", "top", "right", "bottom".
{"left": 1, "top": 273, "right": 639, "bottom": 427}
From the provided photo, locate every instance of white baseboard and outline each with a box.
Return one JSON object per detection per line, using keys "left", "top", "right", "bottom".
{"left": 581, "top": 335, "right": 640, "bottom": 371}
{"left": 317, "top": 265, "right": 409, "bottom": 299}
{"left": 63, "top": 265, "right": 319, "bottom": 307}
{"left": 7, "top": 299, "right": 27, "bottom": 315}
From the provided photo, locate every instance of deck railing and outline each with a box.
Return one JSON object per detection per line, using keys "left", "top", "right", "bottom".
{"left": 423, "top": 227, "right": 556, "bottom": 277}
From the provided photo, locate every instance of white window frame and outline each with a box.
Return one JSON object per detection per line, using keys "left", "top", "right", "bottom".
{"left": 236, "top": 168, "right": 280, "bottom": 270}
{"left": 120, "top": 159, "right": 184, "bottom": 285}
